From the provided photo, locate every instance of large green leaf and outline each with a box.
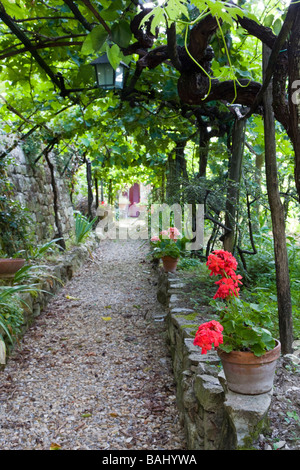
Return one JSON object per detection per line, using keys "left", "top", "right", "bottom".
{"left": 81, "top": 26, "right": 108, "bottom": 55}
{"left": 100, "top": 0, "right": 123, "bottom": 21}
{"left": 106, "top": 44, "right": 122, "bottom": 70}
{"left": 2, "top": 0, "right": 26, "bottom": 19}
{"left": 111, "top": 20, "right": 132, "bottom": 48}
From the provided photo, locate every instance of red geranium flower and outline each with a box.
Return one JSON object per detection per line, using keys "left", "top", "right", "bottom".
{"left": 193, "top": 320, "right": 224, "bottom": 354}
{"left": 213, "top": 277, "right": 240, "bottom": 299}
{"left": 207, "top": 250, "right": 238, "bottom": 277}
{"left": 194, "top": 251, "right": 247, "bottom": 355}
{"left": 231, "top": 272, "right": 243, "bottom": 288}
{"left": 206, "top": 253, "right": 226, "bottom": 276}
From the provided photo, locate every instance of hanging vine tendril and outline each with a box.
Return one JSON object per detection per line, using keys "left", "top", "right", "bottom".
{"left": 160, "top": 1, "right": 253, "bottom": 103}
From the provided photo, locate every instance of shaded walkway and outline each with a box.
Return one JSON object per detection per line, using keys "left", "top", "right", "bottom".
{"left": 0, "top": 239, "right": 186, "bottom": 450}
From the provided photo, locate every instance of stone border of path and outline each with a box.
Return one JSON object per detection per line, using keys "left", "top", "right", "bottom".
{"left": 155, "top": 265, "right": 273, "bottom": 450}
{"left": 4, "top": 235, "right": 100, "bottom": 364}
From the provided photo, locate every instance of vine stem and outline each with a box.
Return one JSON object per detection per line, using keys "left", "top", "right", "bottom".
{"left": 161, "top": 5, "right": 213, "bottom": 100}
{"left": 183, "top": 23, "right": 212, "bottom": 100}
{"left": 163, "top": 4, "right": 253, "bottom": 103}
{"left": 214, "top": 14, "right": 251, "bottom": 104}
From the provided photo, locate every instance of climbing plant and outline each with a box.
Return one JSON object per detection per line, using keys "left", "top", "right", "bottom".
{"left": 0, "top": 158, "right": 32, "bottom": 256}
{"left": 0, "top": 0, "right": 299, "bottom": 354}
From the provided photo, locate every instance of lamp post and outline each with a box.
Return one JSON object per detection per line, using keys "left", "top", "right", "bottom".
{"left": 91, "top": 53, "right": 127, "bottom": 90}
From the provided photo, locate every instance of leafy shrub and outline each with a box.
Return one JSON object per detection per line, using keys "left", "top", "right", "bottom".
{"left": 0, "top": 295, "right": 23, "bottom": 346}
{"left": 75, "top": 212, "right": 97, "bottom": 243}
{"left": 0, "top": 161, "right": 32, "bottom": 256}
{"left": 178, "top": 257, "right": 203, "bottom": 270}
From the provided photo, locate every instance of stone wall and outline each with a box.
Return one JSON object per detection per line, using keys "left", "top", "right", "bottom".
{"left": 4, "top": 234, "right": 99, "bottom": 365}
{"left": 156, "top": 268, "right": 273, "bottom": 450}
{"left": 5, "top": 143, "right": 74, "bottom": 245}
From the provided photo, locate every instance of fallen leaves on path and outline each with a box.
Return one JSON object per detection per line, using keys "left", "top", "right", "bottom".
{"left": 0, "top": 239, "right": 186, "bottom": 450}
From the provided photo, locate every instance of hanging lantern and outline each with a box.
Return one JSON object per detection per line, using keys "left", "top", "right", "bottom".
{"left": 90, "top": 54, "right": 126, "bottom": 90}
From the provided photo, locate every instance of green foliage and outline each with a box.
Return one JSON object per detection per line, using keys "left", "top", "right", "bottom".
{"left": 0, "top": 0, "right": 296, "bottom": 323}
{"left": 0, "top": 237, "right": 66, "bottom": 356}
{"left": 149, "top": 229, "right": 188, "bottom": 259}
{"left": 23, "top": 238, "right": 64, "bottom": 260}
{"left": 243, "top": 230, "right": 276, "bottom": 285}
{"left": 0, "top": 196, "right": 30, "bottom": 256}
{"left": 178, "top": 256, "right": 203, "bottom": 270}
{"left": 111, "top": 20, "right": 132, "bottom": 49}
{"left": 81, "top": 25, "right": 108, "bottom": 56}
{"left": 0, "top": 293, "right": 23, "bottom": 345}
{"left": 0, "top": 283, "right": 40, "bottom": 345}
{"left": 22, "top": 133, "right": 43, "bottom": 165}
{"left": 75, "top": 212, "right": 97, "bottom": 244}
{"left": 243, "top": 232, "right": 300, "bottom": 341}
{"left": 0, "top": 162, "right": 32, "bottom": 256}
{"left": 213, "top": 297, "right": 276, "bottom": 356}
{"left": 153, "top": 241, "right": 181, "bottom": 259}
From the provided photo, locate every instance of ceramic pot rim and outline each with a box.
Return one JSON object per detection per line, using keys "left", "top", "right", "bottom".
{"left": 217, "top": 339, "right": 281, "bottom": 365}
{"left": 0, "top": 258, "right": 26, "bottom": 262}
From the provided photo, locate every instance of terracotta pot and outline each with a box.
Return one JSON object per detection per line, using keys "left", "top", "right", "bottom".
{"left": 161, "top": 256, "right": 179, "bottom": 273}
{"left": 0, "top": 258, "right": 26, "bottom": 276}
{"left": 218, "top": 340, "right": 281, "bottom": 395}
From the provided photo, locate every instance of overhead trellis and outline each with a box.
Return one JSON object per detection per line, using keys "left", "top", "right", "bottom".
{"left": 0, "top": 0, "right": 298, "bottom": 199}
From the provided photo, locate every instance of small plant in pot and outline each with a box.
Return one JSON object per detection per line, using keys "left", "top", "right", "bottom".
{"left": 149, "top": 227, "right": 184, "bottom": 273}
{"left": 193, "top": 250, "right": 281, "bottom": 395}
{"left": 0, "top": 257, "right": 26, "bottom": 277}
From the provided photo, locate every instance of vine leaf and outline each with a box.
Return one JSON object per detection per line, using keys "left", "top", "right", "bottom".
{"left": 106, "top": 43, "right": 122, "bottom": 70}
{"left": 81, "top": 25, "right": 108, "bottom": 55}
{"left": 111, "top": 20, "right": 132, "bottom": 48}
{"left": 1, "top": 0, "right": 25, "bottom": 19}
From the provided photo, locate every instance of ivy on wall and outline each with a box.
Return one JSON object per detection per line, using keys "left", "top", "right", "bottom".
{"left": 0, "top": 160, "right": 31, "bottom": 257}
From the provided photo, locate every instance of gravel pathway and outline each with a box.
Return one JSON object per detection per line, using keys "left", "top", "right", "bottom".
{"left": 0, "top": 238, "right": 187, "bottom": 450}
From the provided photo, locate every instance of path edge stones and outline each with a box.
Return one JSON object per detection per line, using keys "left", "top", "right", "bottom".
{"left": 155, "top": 264, "right": 273, "bottom": 450}
{"left": 2, "top": 234, "right": 100, "bottom": 366}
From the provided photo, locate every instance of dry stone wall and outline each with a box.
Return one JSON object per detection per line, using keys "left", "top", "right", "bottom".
{"left": 156, "top": 267, "right": 273, "bottom": 450}
{"left": 5, "top": 142, "right": 74, "bottom": 245}
{"left": 5, "top": 234, "right": 99, "bottom": 365}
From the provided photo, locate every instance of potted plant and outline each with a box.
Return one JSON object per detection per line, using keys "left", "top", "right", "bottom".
{"left": 0, "top": 256, "right": 26, "bottom": 278}
{"left": 193, "top": 249, "right": 281, "bottom": 395}
{"left": 149, "top": 227, "right": 183, "bottom": 273}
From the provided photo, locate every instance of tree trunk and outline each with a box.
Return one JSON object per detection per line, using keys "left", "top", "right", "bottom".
{"left": 161, "top": 168, "right": 165, "bottom": 203}
{"left": 198, "top": 126, "right": 209, "bottom": 178}
{"left": 288, "top": 3, "right": 300, "bottom": 201}
{"left": 254, "top": 151, "right": 264, "bottom": 225}
{"left": 44, "top": 151, "right": 66, "bottom": 251}
{"left": 263, "top": 44, "right": 293, "bottom": 355}
{"left": 95, "top": 177, "right": 99, "bottom": 210}
{"left": 176, "top": 140, "right": 188, "bottom": 180}
{"left": 101, "top": 180, "right": 104, "bottom": 202}
{"left": 108, "top": 179, "right": 113, "bottom": 205}
{"left": 166, "top": 140, "right": 187, "bottom": 202}
{"left": 223, "top": 118, "right": 246, "bottom": 253}
{"left": 166, "top": 152, "right": 176, "bottom": 201}
{"left": 86, "top": 159, "right": 93, "bottom": 220}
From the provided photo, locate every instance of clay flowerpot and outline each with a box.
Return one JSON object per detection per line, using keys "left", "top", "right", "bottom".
{"left": 0, "top": 258, "right": 26, "bottom": 277}
{"left": 161, "top": 256, "right": 179, "bottom": 273}
{"left": 217, "top": 340, "right": 281, "bottom": 395}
